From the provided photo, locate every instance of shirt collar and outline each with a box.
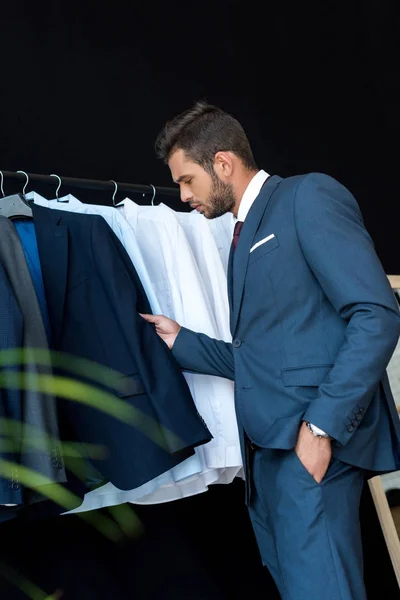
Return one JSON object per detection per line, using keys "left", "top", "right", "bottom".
{"left": 237, "top": 169, "right": 269, "bottom": 222}
{"left": 25, "top": 191, "right": 81, "bottom": 206}
{"left": 56, "top": 194, "right": 81, "bottom": 205}
{"left": 25, "top": 191, "right": 48, "bottom": 205}
{"left": 116, "top": 197, "right": 139, "bottom": 228}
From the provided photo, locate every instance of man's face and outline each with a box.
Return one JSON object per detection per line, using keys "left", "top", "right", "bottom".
{"left": 168, "top": 149, "right": 236, "bottom": 219}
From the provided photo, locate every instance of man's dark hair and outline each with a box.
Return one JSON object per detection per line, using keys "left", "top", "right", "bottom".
{"left": 155, "top": 100, "right": 258, "bottom": 174}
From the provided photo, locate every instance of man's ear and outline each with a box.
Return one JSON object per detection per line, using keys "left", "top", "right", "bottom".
{"left": 213, "top": 151, "right": 234, "bottom": 179}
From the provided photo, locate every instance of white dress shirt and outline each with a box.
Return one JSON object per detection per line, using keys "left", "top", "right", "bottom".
{"left": 237, "top": 169, "right": 270, "bottom": 221}
{"left": 205, "top": 170, "right": 271, "bottom": 273}
{"left": 117, "top": 200, "right": 242, "bottom": 478}
{"left": 207, "top": 212, "right": 236, "bottom": 273}
{"left": 176, "top": 211, "right": 243, "bottom": 480}
{"left": 177, "top": 212, "right": 232, "bottom": 343}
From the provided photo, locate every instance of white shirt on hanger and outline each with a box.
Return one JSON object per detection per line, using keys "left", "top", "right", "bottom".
{"left": 177, "top": 211, "right": 231, "bottom": 343}
{"left": 207, "top": 212, "right": 236, "bottom": 273}
{"left": 118, "top": 200, "right": 242, "bottom": 474}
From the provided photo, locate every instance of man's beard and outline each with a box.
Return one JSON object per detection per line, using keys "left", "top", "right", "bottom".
{"left": 206, "top": 174, "right": 236, "bottom": 219}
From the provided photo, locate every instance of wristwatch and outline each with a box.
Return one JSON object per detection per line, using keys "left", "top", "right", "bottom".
{"left": 305, "top": 421, "right": 330, "bottom": 439}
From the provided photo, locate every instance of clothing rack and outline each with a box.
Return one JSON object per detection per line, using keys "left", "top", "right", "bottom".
{"left": 0, "top": 169, "right": 180, "bottom": 197}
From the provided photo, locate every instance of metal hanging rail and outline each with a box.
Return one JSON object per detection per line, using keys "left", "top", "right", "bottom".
{"left": 0, "top": 170, "right": 179, "bottom": 197}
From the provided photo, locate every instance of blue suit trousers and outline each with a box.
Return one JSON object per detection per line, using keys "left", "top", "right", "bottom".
{"left": 248, "top": 448, "right": 366, "bottom": 600}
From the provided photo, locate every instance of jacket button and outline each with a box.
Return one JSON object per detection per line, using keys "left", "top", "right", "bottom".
{"left": 232, "top": 339, "right": 242, "bottom": 348}
{"left": 347, "top": 424, "right": 355, "bottom": 432}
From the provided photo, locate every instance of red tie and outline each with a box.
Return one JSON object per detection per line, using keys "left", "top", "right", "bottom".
{"left": 232, "top": 220, "right": 244, "bottom": 251}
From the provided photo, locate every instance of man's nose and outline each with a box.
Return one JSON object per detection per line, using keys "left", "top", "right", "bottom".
{"left": 180, "top": 188, "right": 192, "bottom": 203}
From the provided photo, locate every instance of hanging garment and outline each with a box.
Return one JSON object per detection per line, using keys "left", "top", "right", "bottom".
{"left": 119, "top": 201, "right": 242, "bottom": 479}
{"left": 0, "top": 217, "right": 67, "bottom": 493}
{"left": 0, "top": 262, "right": 24, "bottom": 507}
{"left": 13, "top": 220, "right": 53, "bottom": 344}
{"left": 28, "top": 192, "right": 225, "bottom": 508}
{"left": 176, "top": 212, "right": 243, "bottom": 485}
{"left": 177, "top": 211, "right": 232, "bottom": 343}
{"left": 207, "top": 212, "right": 236, "bottom": 273}
{"left": 30, "top": 203, "right": 211, "bottom": 492}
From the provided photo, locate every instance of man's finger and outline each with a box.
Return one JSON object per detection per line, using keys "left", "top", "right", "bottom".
{"left": 139, "top": 313, "right": 158, "bottom": 323}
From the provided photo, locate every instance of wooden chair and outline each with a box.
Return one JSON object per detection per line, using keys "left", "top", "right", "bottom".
{"left": 367, "top": 275, "right": 400, "bottom": 586}
{"left": 368, "top": 476, "right": 400, "bottom": 585}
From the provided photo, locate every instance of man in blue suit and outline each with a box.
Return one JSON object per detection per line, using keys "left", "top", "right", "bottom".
{"left": 142, "top": 101, "right": 400, "bottom": 599}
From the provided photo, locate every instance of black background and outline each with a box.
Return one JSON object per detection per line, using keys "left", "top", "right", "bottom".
{"left": 1, "top": 1, "right": 399, "bottom": 271}
{"left": 0, "top": 1, "right": 399, "bottom": 598}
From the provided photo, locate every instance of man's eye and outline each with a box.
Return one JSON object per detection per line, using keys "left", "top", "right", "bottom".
{"left": 186, "top": 179, "right": 192, "bottom": 185}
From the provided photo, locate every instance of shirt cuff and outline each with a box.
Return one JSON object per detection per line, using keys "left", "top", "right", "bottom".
{"left": 308, "top": 423, "right": 329, "bottom": 437}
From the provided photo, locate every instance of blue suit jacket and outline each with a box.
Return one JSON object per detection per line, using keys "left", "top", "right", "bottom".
{"left": 173, "top": 173, "right": 400, "bottom": 472}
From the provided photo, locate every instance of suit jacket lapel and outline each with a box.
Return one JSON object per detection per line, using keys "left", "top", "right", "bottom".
{"left": 230, "top": 175, "right": 282, "bottom": 335}
{"left": 32, "top": 204, "right": 68, "bottom": 347}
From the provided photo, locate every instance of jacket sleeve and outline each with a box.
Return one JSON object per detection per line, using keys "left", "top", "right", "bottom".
{"left": 172, "top": 327, "right": 235, "bottom": 381}
{"left": 295, "top": 173, "right": 400, "bottom": 446}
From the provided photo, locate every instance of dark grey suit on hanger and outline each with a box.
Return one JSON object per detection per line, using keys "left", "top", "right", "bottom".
{"left": 0, "top": 261, "right": 24, "bottom": 507}
{"left": 0, "top": 216, "right": 67, "bottom": 507}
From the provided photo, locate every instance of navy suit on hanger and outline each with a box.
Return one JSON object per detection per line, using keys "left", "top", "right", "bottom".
{"left": 31, "top": 204, "right": 212, "bottom": 491}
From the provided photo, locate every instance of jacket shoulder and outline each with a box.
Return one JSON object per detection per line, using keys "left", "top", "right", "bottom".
{"left": 277, "top": 172, "right": 341, "bottom": 192}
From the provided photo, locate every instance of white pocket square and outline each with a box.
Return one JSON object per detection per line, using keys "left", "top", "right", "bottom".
{"left": 250, "top": 234, "right": 275, "bottom": 253}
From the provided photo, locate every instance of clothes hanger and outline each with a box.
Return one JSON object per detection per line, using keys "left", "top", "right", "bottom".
{"left": 17, "top": 170, "right": 30, "bottom": 195}
{"left": 137, "top": 184, "right": 156, "bottom": 207}
{"left": 0, "top": 169, "right": 33, "bottom": 219}
{"left": 110, "top": 180, "right": 118, "bottom": 206}
{"left": 150, "top": 184, "right": 156, "bottom": 206}
{"left": 50, "top": 173, "right": 63, "bottom": 202}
